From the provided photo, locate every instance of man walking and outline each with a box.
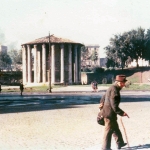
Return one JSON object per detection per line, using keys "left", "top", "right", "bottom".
{"left": 100, "top": 75, "right": 129, "bottom": 150}
{"left": 20, "top": 82, "right": 24, "bottom": 96}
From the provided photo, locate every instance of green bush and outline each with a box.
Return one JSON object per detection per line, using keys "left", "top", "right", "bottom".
{"left": 82, "top": 67, "right": 91, "bottom": 72}
{"left": 104, "top": 67, "right": 116, "bottom": 73}
{"left": 91, "top": 66, "right": 104, "bottom": 73}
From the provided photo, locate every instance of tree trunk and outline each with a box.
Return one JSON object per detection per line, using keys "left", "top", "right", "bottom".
{"left": 136, "top": 58, "right": 139, "bottom": 68}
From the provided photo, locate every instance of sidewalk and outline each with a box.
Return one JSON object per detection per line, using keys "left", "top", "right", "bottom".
{"left": 1, "top": 85, "right": 150, "bottom": 97}
{"left": 1, "top": 85, "right": 108, "bottom": 92}
{"left": 51, "top": 85, "right": 108, "bottom": 92}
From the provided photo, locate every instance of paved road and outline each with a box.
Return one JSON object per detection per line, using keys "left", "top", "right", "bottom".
{"left": 0, "top": 90, "right": 150, "bottom": 113}
{"left": 0, "top": 90, "right": 150, "bottom": 150}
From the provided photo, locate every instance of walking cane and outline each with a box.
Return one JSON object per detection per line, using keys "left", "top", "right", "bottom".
{"left": 120, "top": 117, "right": 130, "bottom": 149}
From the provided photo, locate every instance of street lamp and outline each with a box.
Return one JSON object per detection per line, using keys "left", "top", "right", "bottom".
{"left": 48, "top": 32, "right": 52, "bottom": 93}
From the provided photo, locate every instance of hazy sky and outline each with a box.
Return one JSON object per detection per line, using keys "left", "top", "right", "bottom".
{"left": 1, "top": 0, "right": 150, "bottom": 57}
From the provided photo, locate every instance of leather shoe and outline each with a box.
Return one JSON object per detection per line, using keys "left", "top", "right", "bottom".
{"left": 117, "top": 143, "right": 127, "bottom": 149}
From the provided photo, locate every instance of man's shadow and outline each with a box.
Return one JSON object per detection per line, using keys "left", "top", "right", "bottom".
{"left": 122, "top": 144, "right": 150, "bottom": 149}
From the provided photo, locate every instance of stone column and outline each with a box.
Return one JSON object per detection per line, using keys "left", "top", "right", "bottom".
{"left": 27, "top": 45, "right": 32, "bottom": 83}
{"left": 78, "top": 46, "right": 81, "bottom": 83}
{"left": 60, "top": 44, "right": 64, "bottom": 83}
{"left": 37, "top": 48, "right": 41, "bottom": 83}
{"left": 74, "top": 45, "right": 78, "bottom": 83}
{"left": 34, "top": 45, "right": 37, "bottom": 83}
{"left": 22, "top": 45, "right": 27, "bottom": 84}
{"left": 42, "top": 44, "right": 46, "bottom": 83}
{"left": 68, "top": 44, "right": 72, "bottom": 84}
{"left": 51, "top": 44, "right": 55, "bottom": 84}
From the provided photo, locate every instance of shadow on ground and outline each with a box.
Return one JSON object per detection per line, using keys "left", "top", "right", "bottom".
{"left": 122, "top": 144, "right": 150, "bottom": 149}
{"left": 0, "top": 94, "right": 149, "bottom": 114}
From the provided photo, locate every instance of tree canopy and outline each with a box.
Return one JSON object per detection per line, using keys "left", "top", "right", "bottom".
{"left": 91, "top": 49, "right": 98, "bottom": 65}
{"left": 8, "top": 49, "right": 22, "bottom": 71}
{"left": 81, "top": 46, "right": 99, "bottom": 68}
{"left": 105, "top": 27, "right": 150, "bottom": 68}
{"left": 0, "top": 52, "right": 12, "bottom": 70}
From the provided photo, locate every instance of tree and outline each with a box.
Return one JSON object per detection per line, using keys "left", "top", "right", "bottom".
{"left": 0, "top": 52, "right": 12, "bottom": 70}
{"left": 111, "top": 34, "right": 127, "bottom": 69}
{"left": 128, "top": 27, "right": 146, "bottom": 67}
{"left": 16, "top": 49, "right": 22, "bottom": 64}
{"left": 8, "top": 49, "right": 22, "bottom": 70}
{"left": 144, "top": 29, "right": 150, "bottom": 61}
{"left": 105, "top": 27, "right": 147, "bottom": 68}
{"left": 105, "top": 34, "right": 128, "bottom": 69}
{"left": 104, "top": 45, "right": 118, "bottom": 68}
{"left": 91, "top": 49, "right": 98, "bottom": 65}
{"left": 81, "top": 46, "right": 90, "bottom": 67}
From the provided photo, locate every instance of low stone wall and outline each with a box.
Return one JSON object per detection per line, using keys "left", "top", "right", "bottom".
{"left": 81, "top": 72, "right": 114, "bottom": 85}
{"left": 0, "top": 71, "right": 22, "bottom": 85}
{"left": 81, "top": 67, "right": 150, "bottom": 84}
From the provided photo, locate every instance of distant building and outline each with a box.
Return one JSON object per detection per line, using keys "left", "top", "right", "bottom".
{"left": 129, "top": 58, "right": 149, "bottom": 67}
{"left": 99, "top": 58, "right": 107, "bottom": 67}
{"left": 99, "top": 57, "right": 149, "bottom": 68}
{"left": 0, "top": 45, "right": 7, "bottom": 54}
{"left": 81, "top": 44, "right": 100, "bottom": 68}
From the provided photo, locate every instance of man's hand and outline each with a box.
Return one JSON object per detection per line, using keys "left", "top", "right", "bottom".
{"left": 123, "top": 112, "right": 129, "bottom": 118}
{"left": 99, "top": 102, "right": 104, "bottom": 109}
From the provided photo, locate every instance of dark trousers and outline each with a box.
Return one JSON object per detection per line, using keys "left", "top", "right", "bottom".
{"left": 102, "top": 118, "right": 124, "bottom": 150}
{"left": 20, "top": 89, "right": 23, "bottom": 95}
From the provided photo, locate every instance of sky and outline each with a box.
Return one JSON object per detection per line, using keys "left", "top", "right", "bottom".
{"left": 1, "top": 0, "right": 150, "bottom": 57}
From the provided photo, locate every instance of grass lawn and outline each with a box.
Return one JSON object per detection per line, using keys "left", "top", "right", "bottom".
{"left": 1, "top": 83, "right": 150, "bottom": 93}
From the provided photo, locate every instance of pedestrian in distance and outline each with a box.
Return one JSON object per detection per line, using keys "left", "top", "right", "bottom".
{"left": 100, "top": 75, "right": 129, "bottom": 150}
{"left": 20, "top": 82, "right": 24, "bottom": 96}
{"left": 91, "top": 80, "right": 98, "bottom": 92}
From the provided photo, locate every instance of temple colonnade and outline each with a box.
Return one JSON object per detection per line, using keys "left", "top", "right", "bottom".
{"left": 22, "top": 36, "right": 83, "bottom": 85}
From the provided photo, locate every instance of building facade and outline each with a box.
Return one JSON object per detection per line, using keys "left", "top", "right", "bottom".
{"left": 21, "top": 35, "right": 83, "bottom": 85}
{"left": 129, "top": 58, "right": 149, "bottom": 67}
{"left": 81, "top": 45, "right": 100, "bottom": 68}
{"left": 99, "top": 58, "right": 107, "bottom": 67}
{"left": 0, "top": 45, "right": 7, "bottom": 54}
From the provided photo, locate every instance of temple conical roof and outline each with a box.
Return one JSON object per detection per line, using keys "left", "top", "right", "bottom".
{"left": 22, "top": 35, "right": 84, "bottom": 45}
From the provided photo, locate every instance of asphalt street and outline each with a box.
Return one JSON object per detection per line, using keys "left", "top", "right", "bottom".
{"left": 0, "top": 87, "right": 150, "bottom": 150}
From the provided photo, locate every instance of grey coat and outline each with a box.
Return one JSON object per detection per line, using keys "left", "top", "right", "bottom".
{"left": 102, "top": 83, "right": 124, "bottom": 120}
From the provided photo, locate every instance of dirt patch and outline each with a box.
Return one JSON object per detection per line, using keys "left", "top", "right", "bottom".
{"left": 127, "top": 70, "right": 150, "bottom": 83}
